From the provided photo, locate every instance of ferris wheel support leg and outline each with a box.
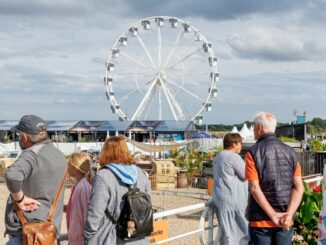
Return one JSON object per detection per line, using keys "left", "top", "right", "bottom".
{"left": 131, "top": 79, "right": 158, "bottom": 121}
{"left": 158, "top": 90, "right": 162, "bottom": 120}
{"left": 164, "top": 83, "right": 187, "bottom": 120}
{"left": 159, "top": 77, "right": 179, "bottom": 120}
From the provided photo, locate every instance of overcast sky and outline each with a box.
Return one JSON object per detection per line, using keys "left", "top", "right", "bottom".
{"left": 0, "top": 0, "right": 325, "bottom": 124}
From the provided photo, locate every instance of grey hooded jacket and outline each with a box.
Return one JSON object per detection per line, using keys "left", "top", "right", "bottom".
{"left": 84, "top": 165, "right": 151, "bottom": 245}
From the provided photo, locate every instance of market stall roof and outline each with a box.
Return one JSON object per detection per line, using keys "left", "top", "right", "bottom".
{"left": 72, "top": 121, "right": 105, "bottom": 131}
{"left": 155, "top": 121, "right": 196, "bottom": 132}
{"left": 46, "top": 121, "right": 79, "bottom": 132}
{"left": 129, "top": 121, "right": 161, "bottom": 131}
{"left": 96, "top": 121, "right": 133, "bottom": 132}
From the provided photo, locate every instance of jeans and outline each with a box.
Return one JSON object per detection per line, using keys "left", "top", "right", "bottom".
{"left": 6, "top": 235, "right": 22, "bottom": 245}
{"left": 249, "top": 227, "right": 293, "bottom": 245}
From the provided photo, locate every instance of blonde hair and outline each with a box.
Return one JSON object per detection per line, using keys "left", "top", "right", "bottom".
{"left": 254, "top": 111, "right": 277, "bottom": 133}
{"left": 67, "top": 152, "right": 94, "bottom": 184}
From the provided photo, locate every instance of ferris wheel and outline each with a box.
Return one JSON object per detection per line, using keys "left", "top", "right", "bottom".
{"left": 104, "top": 16, "right": 219, "bottom": 124}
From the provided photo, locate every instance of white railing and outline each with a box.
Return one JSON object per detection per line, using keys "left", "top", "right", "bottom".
{"left": 151, "top": 198, "right": 218, "bottom": 245}
{"left": 60, "top": 199, "right": 218, "bottom": 244}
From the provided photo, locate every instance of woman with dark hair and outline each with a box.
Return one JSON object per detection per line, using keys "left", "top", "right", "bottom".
{"left": 84, "top": 137, "right": 151, "bottom": 244}
{"left": 212, "top": 133, "right": 249, "bottom": 245}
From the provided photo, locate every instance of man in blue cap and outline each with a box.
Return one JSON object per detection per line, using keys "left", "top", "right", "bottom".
{"left": 4, "top": 115, "right": 66, "bottom": 245}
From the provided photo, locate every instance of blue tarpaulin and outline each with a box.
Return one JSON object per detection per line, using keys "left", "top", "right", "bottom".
{"left": 191, "top": 132, "right": 211, "bottom": 138}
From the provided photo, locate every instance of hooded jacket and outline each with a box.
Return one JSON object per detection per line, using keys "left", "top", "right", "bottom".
{"left": 84, "top": 164, "right": 151, "bottom": 245}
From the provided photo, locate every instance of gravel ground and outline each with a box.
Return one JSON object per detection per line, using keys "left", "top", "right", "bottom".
{"left": 0, "top": 184, "right": 216, "bottom": 245}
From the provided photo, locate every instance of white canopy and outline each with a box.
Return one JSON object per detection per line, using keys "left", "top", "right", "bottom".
{"left": 239, "top": 123, "right": 250, "bottom": 138}
{"left": 231, "top": 126, "right": 238, "bottom": 133}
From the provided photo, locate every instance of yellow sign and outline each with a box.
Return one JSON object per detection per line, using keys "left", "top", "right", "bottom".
{"left": 149, "top": 220, "right": 169, "bottom": 244}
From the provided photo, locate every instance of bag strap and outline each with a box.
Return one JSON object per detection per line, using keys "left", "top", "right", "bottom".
{"left": 47, "top": 170, "right": 67, "bottom": 222}
{"left": 14, "top": 170, "right": 67, "bottom": 224}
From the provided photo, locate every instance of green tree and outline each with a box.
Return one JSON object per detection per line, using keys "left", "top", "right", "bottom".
{"left": 310, "top": 139, "right": 326, "bottom": 151}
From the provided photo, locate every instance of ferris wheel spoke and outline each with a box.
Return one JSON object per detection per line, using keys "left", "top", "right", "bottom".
{"left": 136, "top": 35, "right": 158, "bottom": 70}
{"left": 131, "top": 78, "right": 158, "bottom": 121}
{"left": 115, "top": 72, "right": 156, "bottom": 78}
{"left": 158, "top": 26, "right": 162, "bottom": 69}
{"left": 158, "top": 90, "right": 162, "bottom": 120}
{"left": 119, "top": 51, "right": 155, "bottom": 71}
{"left": 165, "top": 48, "right": 202, "bottom": 71}
{"left": 162, "top": 29, "right": 183, "bottom": 70}
{"left": 165, "top": 78, "right": 205, "bottom": 102}
{"left": 183, "top": 71, "right": 208, "bottom": 76}
{"left": 119, "top": 77, "right": 155, "bottom": 103}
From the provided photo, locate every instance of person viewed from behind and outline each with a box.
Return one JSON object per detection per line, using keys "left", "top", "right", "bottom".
{"left": 84, "top": 136, "right": 151, "bottom": 244}
{"left": 245, "top": 112, "right": 304, "bottom": 245}
{"left": 212, "top": 133, "right": 249, "bottom": 245}
{"left": 66, "top": 152, "right": 93, "bottom": 245}
{"left": 4, "top": 115, "right": 66, "bottom": 244}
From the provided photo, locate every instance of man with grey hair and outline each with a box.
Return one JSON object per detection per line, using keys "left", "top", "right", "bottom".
{"left": 245, "top": 112, "right": 304, "bottom": 245}
{"left": 4, "top": 115, "right": 66, "bottom": 245}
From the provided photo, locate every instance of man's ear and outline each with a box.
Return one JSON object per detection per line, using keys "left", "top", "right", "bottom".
{"left": 21, "top": 133, "right": 30, "bottom": 145}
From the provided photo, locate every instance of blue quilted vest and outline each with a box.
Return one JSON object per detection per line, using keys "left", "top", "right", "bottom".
{"left": 246, "top": 134, "right": 297, "bottom": 222}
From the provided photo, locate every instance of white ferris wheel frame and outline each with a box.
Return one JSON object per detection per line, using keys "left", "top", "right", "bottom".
{"left": 104, "top": 16, "right": 219, "bottom": 124}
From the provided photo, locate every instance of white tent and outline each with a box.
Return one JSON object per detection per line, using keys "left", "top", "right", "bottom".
{"left": 249, "top": 125, "right": 254, "bottom": 138}
{"left": 231, "top": 126, "right": 238, "bottom": 133}
{"left": 239, "top": 123, "right": 250, "bottom": 139}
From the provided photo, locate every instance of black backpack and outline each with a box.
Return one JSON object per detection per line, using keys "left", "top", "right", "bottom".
{"left": 103, "top": 166, "right": 153, "bottom": 240}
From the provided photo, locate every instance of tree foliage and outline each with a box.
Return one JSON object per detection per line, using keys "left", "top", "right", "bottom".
{"left": 307, "top": 117, "right": 326, "bottom": 133}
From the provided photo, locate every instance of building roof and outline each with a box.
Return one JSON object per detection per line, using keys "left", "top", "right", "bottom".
{"left": 129, "top": 121, "right": 161, "bottom": 131}
{"left": 155, "top": 121, "right": 195, "bottom": 132}
{"left": 0, "top": 120, "right": 197, "bottom": 133}
{"left": 46, "top": 121, "right": 79, "bottom": 131}
{"left": 72, "top": 121, "right": 105, "bottom": 131}
{"left": 96, "top": 121, "right": 133, "bottom": 132}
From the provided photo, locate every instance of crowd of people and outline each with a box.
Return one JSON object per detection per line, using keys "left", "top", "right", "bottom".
{"left": 4, "top": 115, "right": 151, "bottom": 245}
{"left": 3, "top": 112, "right": 311, "bottom": 245}
{"left": 212, "top": 111, "right": 305, "bottom": 245}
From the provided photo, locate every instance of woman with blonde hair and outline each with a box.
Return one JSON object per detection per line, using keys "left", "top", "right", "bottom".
{"left": 66, "top": 152, "right": 93, "bottom": 245}
{"left": 84, "top": 136, "right": 151, "bottom": 244}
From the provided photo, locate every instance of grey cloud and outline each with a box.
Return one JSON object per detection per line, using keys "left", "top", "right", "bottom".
{"left": 0, "top": 64, "right": 101, "bottom": 95}
{"left": 0, "top": 0, "right": 124, "bottom": 17}
{"left": 121, "top": 0, "right": 307, "bottom": 20}
{"left": 0, "top": 0, "right": 310, "bottom": 21}
{"left": 226, "top": 31, "right": 326, "bottom": 62}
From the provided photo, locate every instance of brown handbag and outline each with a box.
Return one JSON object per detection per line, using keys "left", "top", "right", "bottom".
{"left": 15, "top": 171, "right": 67, "bottom": 245}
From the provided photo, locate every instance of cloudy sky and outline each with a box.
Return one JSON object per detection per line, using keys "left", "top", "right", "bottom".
{"left": 0, "top": 0, "right": 325, "bottom": 124}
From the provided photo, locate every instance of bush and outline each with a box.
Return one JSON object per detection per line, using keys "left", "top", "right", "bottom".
{"left": 279, "top": 137, "right": 300, "bottom": 143}
{"left": 293, "top": 182, "right": 322, "bottom": 244}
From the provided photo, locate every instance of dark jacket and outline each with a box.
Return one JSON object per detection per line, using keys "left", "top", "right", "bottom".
{"left": 246, "top": 134, "right": 297, "bottom": 221}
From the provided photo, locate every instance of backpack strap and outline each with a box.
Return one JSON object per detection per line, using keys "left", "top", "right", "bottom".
{"left": 14, "top": 170, "right": 67, "bottom": 224}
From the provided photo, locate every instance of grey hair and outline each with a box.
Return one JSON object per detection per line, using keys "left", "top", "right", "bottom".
{"left": 25, "top": 131, "right": 48, "bottom": 144}
{"left": 254, "top": 112, "right": 277, "bottom": 133}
